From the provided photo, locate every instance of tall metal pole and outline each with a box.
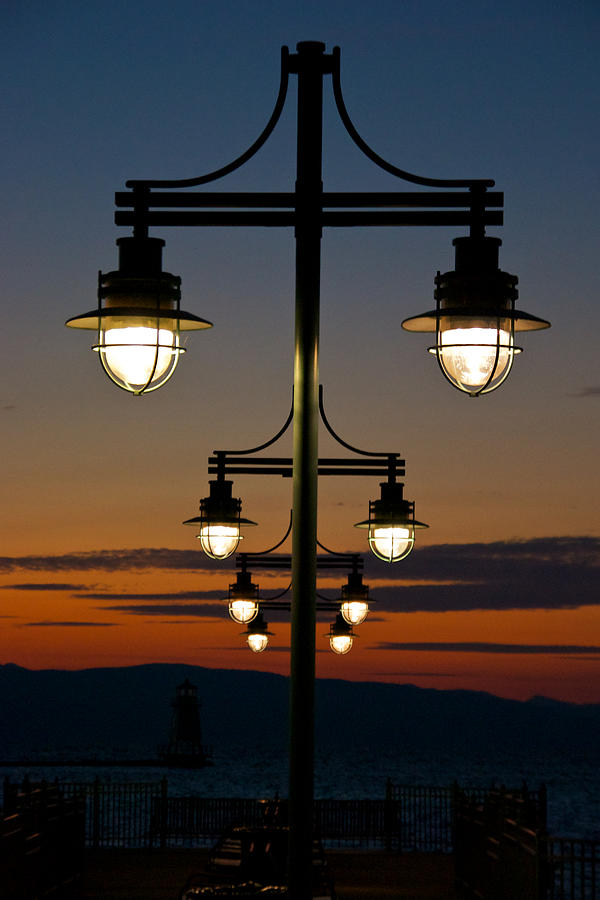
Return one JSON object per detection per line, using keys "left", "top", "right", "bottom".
{"left": 288, "top": 41, "right": 326, "bottom": 899}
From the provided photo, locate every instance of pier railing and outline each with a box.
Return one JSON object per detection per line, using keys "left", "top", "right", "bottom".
{"left": 453, "top": 784, "right": 549, "bottom": 899}
{"left": 0, "top": 781, "right": 85, "bottom": 896}
{"left": 2, "top": 777, "right": 598, "bottom": 897}
{"left": 548, "top": 838, "right": 599, "bottom": 900}
{"left": 2, "top": 777, "right": 452, "bottom": 850}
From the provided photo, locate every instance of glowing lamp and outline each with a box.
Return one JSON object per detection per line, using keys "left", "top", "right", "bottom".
{"left": 183, "top": 478, "right": 256, "bottom": 560}
{"left": 401, "top": 236, "right": 550, "bottom": 396}
{"left": 199, "top": 525, "right": 240, "bottom": 560}
{"left": 245, "top": 612, "right": 272, "bottom": 653}
{"left": 340, "top": 571, "right": 370, "bottom": 626}
{"left": 355, "top": 481, "right": 428, "bottom": 563}
{"left": 228, "top": 570, "right": 260, "bottom": 624}
{"left": 66, "top": 237, "right": 212, "bottom": 394}
{"left": 328, "top": 613, "right": 356, "bottom": 655}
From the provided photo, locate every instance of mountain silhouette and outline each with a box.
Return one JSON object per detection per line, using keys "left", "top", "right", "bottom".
{"left": 0, "top": 663, "right": 598, "bottom": 760}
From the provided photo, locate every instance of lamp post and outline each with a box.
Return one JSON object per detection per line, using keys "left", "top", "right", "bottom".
{"left": 66, "top": 41, "right": 549, "bottom": 899}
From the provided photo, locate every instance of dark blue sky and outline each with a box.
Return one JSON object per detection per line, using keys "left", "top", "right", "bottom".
{"left": 3, "top": 1, "right": 598, "bottom": 551}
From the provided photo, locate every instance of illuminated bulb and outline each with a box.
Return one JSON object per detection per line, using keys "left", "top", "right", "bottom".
{"left": 97, "top": 325, "right": 181, "bottom": 393}
{"left": 330, "top": 633, "right": 353, "bottom": 655}
{"left": 340, "top": 600, "right": 369, "bottom": 626}
{"left": 369, "top": 525, "right": 412, "bottom": 563}
{"left": 437, "top": 325, "right": 514, "bottom": 395}
{"left": 229, "top": 599, "right": 258, "bottom": 625}
{"left": 199, "top": 525, "right": 241, "bottom": 560}
{"left": 247, "top": 632, "right": 269, "bottom": 653}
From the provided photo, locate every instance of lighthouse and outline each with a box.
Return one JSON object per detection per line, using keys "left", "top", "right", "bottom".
{"left": 159, "top": 678, "right": 212, "bottom": 767}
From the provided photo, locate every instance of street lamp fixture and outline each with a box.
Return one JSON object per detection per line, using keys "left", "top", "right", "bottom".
{"left": 339, "top": 569, "right": 370, "bottom": 626}
{"left": 328, "top": 613, "right": 356, "bottom": 655}
{"left": 183, "top": 476, "right": 257, "bottom": 560}
{"left": 402, "top": 235, "right": 550, "bottom": 396}
{"left": 355, "top": 455, "right": 428, "bottom": 562}
{"left": 245, "top": 611, "right": 272, "bottom": 653}
{"left": 66, "top": 41, "right": 551, "bottom": 899}
{"left": 65, "top": 236, "right": 211, "bottom": 394}
{"left": 227, "top": 569, "right": 260, "bottom": 624}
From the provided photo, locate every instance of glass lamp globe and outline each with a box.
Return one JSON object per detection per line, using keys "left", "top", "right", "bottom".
{"left": 340, "top": 599, "right": 369, "bottom": 626}
{"left": 330, "top": 633, "right": 353, "bottom": 655}
{"left": 229, "top": 598, "right": 259, "bottom": 625}
{"left": 244, "top": 613, "right": 271, "bottom": 653}
{"left": 328, "top": 613, "right": 356, "bottom": 655}
{"left": 97, "top": 320, "right": 182, "bottom": 394}
{"left": 433, "top": 316, "right": 515, "bottom": 395}
{"left": 247, "top": 632, "right": 270, "bottom": 653}
{"left": 369, "top": 525, "right": 413, "bottom": 563}
{"left": 200, "top": 525, "right": 241, "bottom": 561}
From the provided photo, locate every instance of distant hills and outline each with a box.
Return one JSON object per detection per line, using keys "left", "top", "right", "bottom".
{"left": 0, "top": 663, "right": 599, "bottom": 761}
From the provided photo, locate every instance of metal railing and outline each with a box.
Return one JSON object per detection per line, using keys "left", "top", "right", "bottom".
{"left": 1, "top": 781, "right": 85, "bottom": 897}
{"left": 2, "top": 777, "right": 598, "bottom": 897}
{"left": 549, "top": 838, "right": 599, "bottom": 900}
{"left": 385, "top": 782, "right": 458, "bottom": 852}
{"left": 453, "top": 786, "right": 549, "bottom": 899}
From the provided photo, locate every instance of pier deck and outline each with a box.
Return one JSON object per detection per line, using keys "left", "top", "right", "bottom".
{"left": 80, "top": 848, "right": 457, "bottom": 899}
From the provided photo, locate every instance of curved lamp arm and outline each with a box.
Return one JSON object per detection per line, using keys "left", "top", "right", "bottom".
{"left": 242, "top": 510, "right": 293, "bottom": 556}
{"left": 261, "top": 583, "right": 292, "bottom": 603}
{"left": 319, "top": 385, "right": 401, "bottom": 462}
{"left": 331, "top": 46, "right": 494, "bottom": 190}
{"left": 219, "top": 391, "right": 294, "bottom": 457}
{"left": 316, "top": 537, "right": 361, "bottom": 562}
{"left": 126, "top": 48, "right": 290, "bottom": 189}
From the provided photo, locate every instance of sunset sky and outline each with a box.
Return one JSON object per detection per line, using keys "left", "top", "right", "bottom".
{"left": 2, "top": 1, "right": 599, "bottom": 704}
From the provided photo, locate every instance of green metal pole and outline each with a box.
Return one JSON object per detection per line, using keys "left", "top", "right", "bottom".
{"left": 288, "top": 41, "right": 326, "bottom": 899}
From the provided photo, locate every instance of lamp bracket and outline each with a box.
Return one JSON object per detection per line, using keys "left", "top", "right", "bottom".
{"left": 318, "top": 385, "right": 402, "bottom": 461}
{"left": 208, "top": 456, "right": 405, "bottom": 478}
{"left": 207, "top": 385, "right": 405, "bottom": 481}
{"left": 236, "top": 553, "right": 363, "bottom": 573}
{"left": 115, "top": 45, "right": 503, "bottom": 239}
{"left": 124, "top": 48, "right": 291, "bottom": 191}
{"left": 256, "top": 601, "right": 341, "bottom": 611}
{"left": 115, "top": 193, "right": 503, "bottom": 231}
{"left": 236, "top": 511, "right": 293, "bottom": 560}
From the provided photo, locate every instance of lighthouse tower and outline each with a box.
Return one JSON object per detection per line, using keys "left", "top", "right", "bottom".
{"left": 159, "top": 678, "right": 211, "bottom": 767}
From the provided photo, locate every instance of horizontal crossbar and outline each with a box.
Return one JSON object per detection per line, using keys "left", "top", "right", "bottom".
{"left": 259, "top": 602, "right": 342, "bottom": 611}
{"left": 238, "top": 555, "right": 363, "bottom": 570}
{"left": 209, "top": 456, "right": 404, "bottom": 466}
{"left": 316, "top": 467, "right": 396, "bottom": 476}
{"left": 209, "top": 465, "right": 401, "bottom": 478}
{"left": 210, "top": 466, "right": 291, "bottom": 476}
{"left": 210, "top": 456, "right": 292, "bottom": 465}
{"left": 115, "top": 210, "right": 503, "bottom": 228}
{"left": 115, "top": 190, "right": 504, "bottom": 209}
{"left": 209, "top": 454, "right": 404, "bottom": 479}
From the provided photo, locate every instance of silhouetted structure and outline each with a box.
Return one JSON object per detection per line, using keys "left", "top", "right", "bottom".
{"left": 454, "top": 784, "right": 549, "bottom": 899}
{"left": 159, "top": 678, "right": 211, "bottom": 768}
{"left": 1, "top": 779, "right": 85, "bottom": 896}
